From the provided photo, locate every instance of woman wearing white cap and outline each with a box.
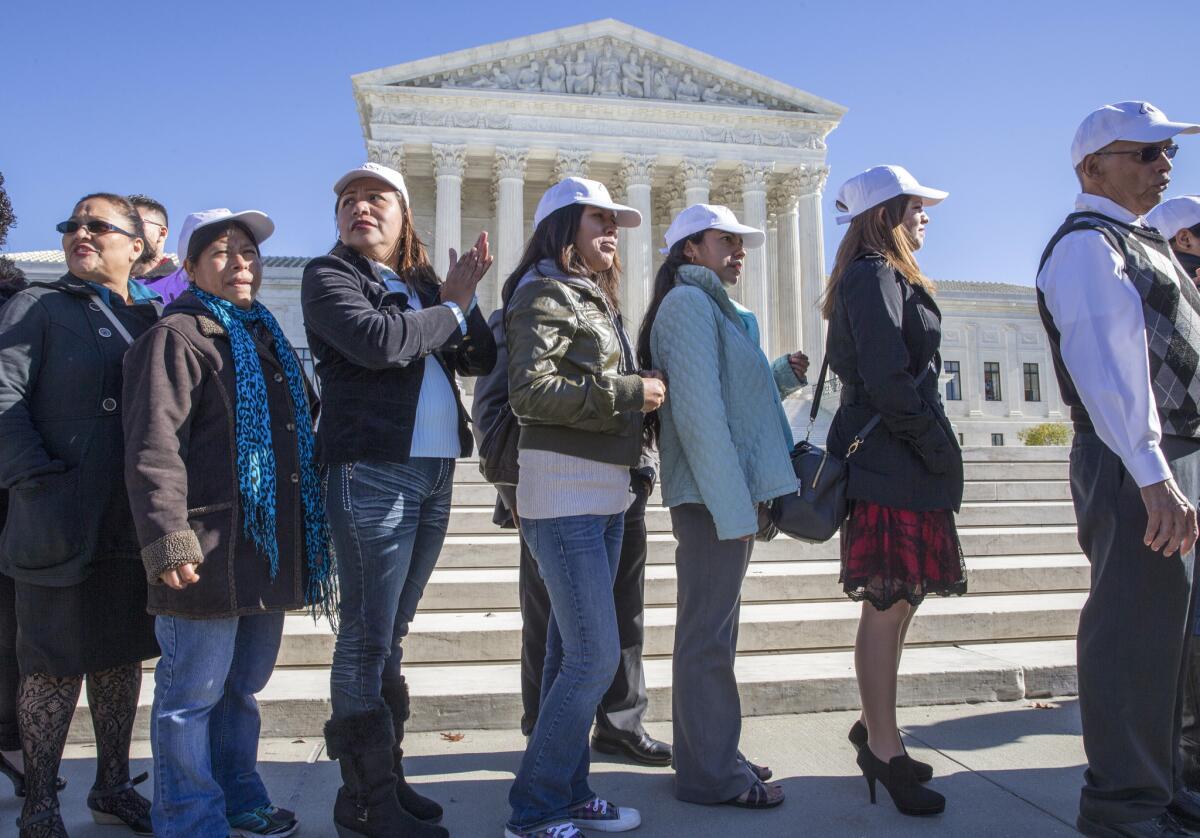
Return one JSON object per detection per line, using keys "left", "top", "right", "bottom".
{"left": 501, "top": 177, "right": 666, "bottom": 838}
{"left": 302, "top": 162, "right": 495, "bottom": 838}
{"left": 822, "top": 165, "right": 964, "bottom": 817}
{"left": 123, "top": 209, "right": 331, "bottom": 838}
{"left": 1148, "top": 195, "right": 1200, "bottom": 284}
{"left": 636, "top": 203, "right": 807, "bottom": 810}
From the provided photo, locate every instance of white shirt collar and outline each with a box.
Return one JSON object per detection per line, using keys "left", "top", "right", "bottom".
{"left": 1075, "top": 192, "right": 1147, "bottom": 227}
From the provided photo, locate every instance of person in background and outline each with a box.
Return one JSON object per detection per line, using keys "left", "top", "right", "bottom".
{"left": 1039, "top": 102, "right": 1200, "bottom": 838}
{"left": 502, "top": 177, "right": 663, "bottom": 838}
{"left": 124, "top": 208, "right": 333, "bottom": 838}
{"left": 303, "top": 162, "right": 494, "bottom": 838}
{"left": 128, "top": 195, "right": 176, "bottom": 279}
{"left": 1149, "top": 196, "right": 1200, "bottom": 286}
{"left": 639, "top": 203, "right": 806, "bottom": 811}
{"left": 0, "top": 192, "right": 162, "bottom": 837}
{"left": 822, "top": 166, "right": 963, "bottom": 819}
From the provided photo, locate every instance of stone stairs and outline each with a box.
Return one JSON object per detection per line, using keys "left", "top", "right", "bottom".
{"left": 73, "top": 445, "right": 1088, "bottom": 742}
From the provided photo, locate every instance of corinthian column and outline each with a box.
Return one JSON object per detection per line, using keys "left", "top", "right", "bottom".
{"left": 493, "top": 146, "right": 528, "bottom": 309}
{"left": 432, "top": 143, "right": 467, "bottom": 279}
{"left": 679, "top": 157, "right": 716, "bottom": 206}
{"left": 776, "top": 173, "right": 803, "bottom": 359}
{"left": 620, "top": 153, "right": 656, "bottom": 334}
{"left": 737, "top": 160, "right": 774, "bottom": 351}
{"left": 554, "top": 148, "right": 591, "bottom": 182}
{"left": 796, "top": 165, "right": 829, "bottom": 371}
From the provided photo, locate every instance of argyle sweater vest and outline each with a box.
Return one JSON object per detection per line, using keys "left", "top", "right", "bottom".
{"left": 1037, "top": 211, "right": 1200, "bottom": 438}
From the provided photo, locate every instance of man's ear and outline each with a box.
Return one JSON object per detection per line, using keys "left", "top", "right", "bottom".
{"left": 1082, "top": 153, "right": 1105, "bottom": 183}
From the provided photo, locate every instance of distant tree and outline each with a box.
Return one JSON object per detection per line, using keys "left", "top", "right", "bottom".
{"left": 0, "top": 171, "right": 26, "bottom": 292}
{"left": 1018, "top": 422, "right": 1073, "bottom": 446}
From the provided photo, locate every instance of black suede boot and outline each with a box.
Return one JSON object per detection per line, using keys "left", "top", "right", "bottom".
{"left": 324, "top": 708, "right": 448, "bottom": 838}
{"left": 383, "top": 678, "right": 444, "bottom": 824}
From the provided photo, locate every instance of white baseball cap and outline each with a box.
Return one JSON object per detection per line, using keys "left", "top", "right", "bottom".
{"left": 660, "top": 204, "right": 764, "bottom": 254}
{"left": 533, "top": 177, "right": 641, "bottom": 228}
{"left": 1071, "top": 101, "right": 1200, "bottom": 168}
{"left": 177, "top": 209, "right": 274, "bottom": 265}
{"left": 333, "top": 162, "right": 410, "bottom": 206}
{"left": 834, "top": 165, "right": 948, "bottom": 225}
{"left": 1147, "top": 196, "right": 1200, "bottom": 241}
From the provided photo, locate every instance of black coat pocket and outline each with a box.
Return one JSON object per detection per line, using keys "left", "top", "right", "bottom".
{"left": 2, "top": 469, "right": 83, "bottom": 572}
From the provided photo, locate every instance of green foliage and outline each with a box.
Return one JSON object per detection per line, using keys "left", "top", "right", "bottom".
{"left": 1017, "top": 422, "right": 1073, "bottom": 446}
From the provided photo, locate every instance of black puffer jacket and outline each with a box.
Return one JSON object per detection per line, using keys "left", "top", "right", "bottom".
{"left": 301, "top": 243, "right": 496, "bottom": 466}
{"left": 825, "top": 255, "right": 963, "bottom": 512}
{"left": 0, "top": 274, "right": 161, "bottom": 585}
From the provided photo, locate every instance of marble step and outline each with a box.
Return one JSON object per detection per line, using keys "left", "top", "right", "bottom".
{"left": 432, "top": 525, "right": 1083, "bottom": 568}
{"left": 77, "top": 638, "right": 1078, "bottom": 741}
{"left": 273, "top": 590, "right": 1086, "bottom": 666}
{"left": 447, "top": 457, "right": 1071, "bottom": 485}
{"left": 415, "top": 554, "right": 1088, "bottom": 611}
{"left": 440, "top": 500, "right": 1076, "bottom": 535}
{"left": 446, "top": 479, "right": 1074, "bottom": 507}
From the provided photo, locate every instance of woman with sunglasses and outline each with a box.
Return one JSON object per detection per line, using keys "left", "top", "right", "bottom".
{"left": 0, "top": 193, "right": 163, "bottom": 837}
{"left": 501, "top": 177, "right": 664, "bottom": 838}
{"left": 303, "top": 162, "right": 495, "bottom": 838}
{"left": 822, "top": 166, "right": 964, "bottom": 818}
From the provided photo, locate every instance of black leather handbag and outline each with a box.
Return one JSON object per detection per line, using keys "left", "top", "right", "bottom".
{"left": 769, "top": 359, "right": 932, "bottom": 543}
{"left": 478, "top": 400, "right": 520, "bottom": 486}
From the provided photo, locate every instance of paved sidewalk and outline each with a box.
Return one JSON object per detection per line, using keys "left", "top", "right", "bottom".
{"left": 4, "top": 698, "right": 1088, "bottom": 836}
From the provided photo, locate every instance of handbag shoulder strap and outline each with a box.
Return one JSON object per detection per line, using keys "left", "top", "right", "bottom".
{"left": 845, "top": 361, "right": 935, "bottom": 456}
{"left": 87, "top": 291, "right": 135, "bottom": 346}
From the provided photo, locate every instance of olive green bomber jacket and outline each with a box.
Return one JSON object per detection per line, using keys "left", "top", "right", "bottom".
{"left": 505, "top": 262, "right": 644, "bottom": 467}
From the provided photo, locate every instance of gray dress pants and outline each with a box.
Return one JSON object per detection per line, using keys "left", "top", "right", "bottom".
{"left": 670, "top": 503, "right": 759, "bottom": 803}
{"left": 1073, "top": 431, "right": 1200, "bottom": 825}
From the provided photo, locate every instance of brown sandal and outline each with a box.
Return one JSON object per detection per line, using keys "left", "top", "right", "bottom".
{"left": 724, "top": 780, "right": 785, "bottom": 809}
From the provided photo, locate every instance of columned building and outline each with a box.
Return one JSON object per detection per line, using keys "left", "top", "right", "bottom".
{"left": 350, "top": 18, "right": 845, "bottom": 365}
{"left": 5, "top": 19, "right": 1065, "bottom": 447}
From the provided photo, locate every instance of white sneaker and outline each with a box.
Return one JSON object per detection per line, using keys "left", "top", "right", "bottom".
{"left": 567, "top": 798, "right": 641, "bottom": 832}
{"left": 505, "top": 822, "right": 583, "bottom": 838}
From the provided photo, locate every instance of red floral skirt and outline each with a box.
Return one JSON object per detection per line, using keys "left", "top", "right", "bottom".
{"left": 839, "top": 500, "right": 967, "bottom": 611}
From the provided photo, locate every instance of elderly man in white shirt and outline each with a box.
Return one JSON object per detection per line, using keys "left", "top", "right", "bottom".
{"left": 1038, "top": 101, "right": 1200, "bottom": 838}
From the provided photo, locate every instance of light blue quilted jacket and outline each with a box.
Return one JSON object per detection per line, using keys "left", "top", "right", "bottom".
{"left": 650, "top": 264, "right": 805, "bottom": 540}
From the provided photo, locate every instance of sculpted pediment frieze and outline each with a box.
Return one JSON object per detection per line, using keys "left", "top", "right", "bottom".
{"left": 388, "top": 36, "right": 810, "bottom": 113}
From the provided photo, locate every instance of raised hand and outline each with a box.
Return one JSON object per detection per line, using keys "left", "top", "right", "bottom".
{"left": 441, "top": 231, "right": 493, "bottom": 310}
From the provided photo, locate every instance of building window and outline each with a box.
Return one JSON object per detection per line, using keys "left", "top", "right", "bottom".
{"left": 992, "top": 433, "right": 1004, "bottom": 447}
{"left": 958, "top": 432, "right": 964, "bottom": 445}
{"left": 984, "top": 362, "right": 1002, "bottom": 401}
{"left": 944, "top": 360, "right": 961, "bottom": 401}
{"left": 1023, "top": 363, "right": 1041, "bottom": 402}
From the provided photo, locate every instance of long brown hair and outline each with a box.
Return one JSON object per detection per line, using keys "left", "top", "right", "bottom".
{"left": 820, "top": 193, "right": 933, "bottom": 320}
{"left": 500, "top": 203, "right": 622, "bottom": 311}
{"left": 333, "top": 191, "right": 437, "bottom": 285}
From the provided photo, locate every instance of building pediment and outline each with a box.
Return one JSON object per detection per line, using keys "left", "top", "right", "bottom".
{"left": 352, "top": 19, "right": 846, "bottom": 117}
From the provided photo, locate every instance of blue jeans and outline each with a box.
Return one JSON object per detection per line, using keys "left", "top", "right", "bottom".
{"left": 508, "top": 513, "right": 624, "bottom": 831}
{"left": 327, "top": 457, "right": 455, "bottom": 718}
{"left": 150, "top": 611, "right": 285, "bottom": 838}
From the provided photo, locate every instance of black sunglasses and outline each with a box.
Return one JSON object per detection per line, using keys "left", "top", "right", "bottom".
{"left": 55, "top": 219, "right": 137, "bottom": 238}
{"left": 1093, "top": 144, "right": 1179, "bottom": 164}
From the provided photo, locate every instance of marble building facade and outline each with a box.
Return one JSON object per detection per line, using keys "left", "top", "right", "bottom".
{"left": 5, "top": 20, "right": 1064, "bottom": 447}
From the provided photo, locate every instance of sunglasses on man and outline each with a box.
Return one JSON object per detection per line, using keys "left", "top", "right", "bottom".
{"left": 55, "top": 219, "right": 138, "bottom": 238}
{"left": 1092, "top": 144, "right": 1179, "bottom": 164}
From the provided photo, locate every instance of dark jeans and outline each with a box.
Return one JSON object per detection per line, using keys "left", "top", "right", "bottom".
{"left": 1073, "top": 432, "right": 1199, "bottom": 824}
{"left": 0, "top": 571, "right": 17, "bottom": 751}
{"left": 327, "top": 458, "right": 455, "bottom": 719}
{"left": 518, "top": 480, "right": 651, "bottom": 739}
{"left": 1183, "top": 639, "right": 1200, "bottom": 788}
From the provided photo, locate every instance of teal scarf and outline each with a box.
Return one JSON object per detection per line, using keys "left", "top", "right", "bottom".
{"left": 190, "top": 286, "right": 336, "bottom": 619}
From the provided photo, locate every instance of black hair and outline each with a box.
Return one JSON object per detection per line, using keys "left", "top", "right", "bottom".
{"left": 634, "top": 229, "right": 707, "bottom": 446}
{"left": 184, "top": 220, "right": 259, "bottom": 268}
{"left": 74, "top": 192, "right": 154, "bottom": 269}
{"left": 128, "top": 194, "right": 168, "bottom": 226}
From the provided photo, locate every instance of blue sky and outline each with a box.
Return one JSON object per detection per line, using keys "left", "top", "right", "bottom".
{"left": 1, "top": 0, "right": 1195, "bottom": 286}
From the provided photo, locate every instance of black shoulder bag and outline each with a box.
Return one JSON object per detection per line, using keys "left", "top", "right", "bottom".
{"left": 768, "top": 359, "right": 932, "bottom": 543}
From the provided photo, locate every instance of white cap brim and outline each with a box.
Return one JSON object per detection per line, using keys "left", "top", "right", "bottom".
{"left": 659, "top": 221, "right": 764, "bottom": 254}
{"left": 333, "top": 166, "right": 410, "bottom": 206}
{"left": 1123, "top": 120, "right": 1200, "bottom": 145}
{"left": 836, "top": 185, "right": 948, "bottom": 225}
{"left": 570, "top": 197, "right": 642, "bottom": 228}
{"left": 183, "top": 210, "right": 275, "bottom": 261}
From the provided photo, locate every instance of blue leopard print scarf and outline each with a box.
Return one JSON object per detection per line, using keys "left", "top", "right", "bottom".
{"left": 190, "top": 286, "right": 336, "bottom": 620}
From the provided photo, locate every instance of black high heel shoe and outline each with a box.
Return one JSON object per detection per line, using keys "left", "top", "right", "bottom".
{"left": 856, "top": 746, "right": 945, "bottom": 816}
{"left": 849, "top": 720, "right": 933, "bottom": 783}
{"left": 0, "top": 753, "right": 67, "bottom": 798}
